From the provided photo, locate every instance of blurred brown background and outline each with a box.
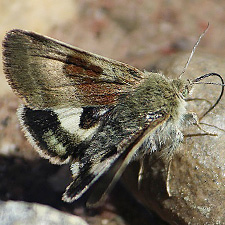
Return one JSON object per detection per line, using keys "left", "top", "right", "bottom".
{"left": 1, "top": 1, "right": 225, "bottom": 225}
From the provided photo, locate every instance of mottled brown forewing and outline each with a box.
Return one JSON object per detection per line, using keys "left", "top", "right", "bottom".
{"left": 3, "top": 29, "right": 144, "bottom": 109}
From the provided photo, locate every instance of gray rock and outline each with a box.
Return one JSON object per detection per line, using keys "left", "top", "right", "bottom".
{"left": 0, "top": 200, "right": 88, "bottom": 225}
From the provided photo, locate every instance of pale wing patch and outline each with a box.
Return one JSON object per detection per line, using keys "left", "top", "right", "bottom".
{"left": 70, "top": 161, "right": 81, "bottom": 177}
{"left": 42, "top": 130, "right": 67, "bottom": 156}
{"left": 54, "top": 107, "right": 100, "bottom": 140}
{"left": 54, "top": 107, "right": 82, "bottom": 134}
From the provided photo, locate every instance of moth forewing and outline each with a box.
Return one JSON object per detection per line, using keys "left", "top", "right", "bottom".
{"left": 3, "top": 29, "right": 144, "bottom": 109}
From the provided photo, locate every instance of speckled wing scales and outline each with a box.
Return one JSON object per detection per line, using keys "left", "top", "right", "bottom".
{"left": 3, "top": 29, "right": 144, "bottom": 109}
{"left": 63, "top": 109, "right": 169, "bottom": 205}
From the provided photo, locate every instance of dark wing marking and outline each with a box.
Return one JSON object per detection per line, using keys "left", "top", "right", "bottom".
{"left": 62, "top": 109, "right": 169, "bottom": 204}
{"left": 18, "top": 105, "right": 108, "bottom": 164}
{"left": 3, "top": 29, "right": 144, "bottom": 109}
{"left": 79, "top": 106, "right": 109, "bottom": 129}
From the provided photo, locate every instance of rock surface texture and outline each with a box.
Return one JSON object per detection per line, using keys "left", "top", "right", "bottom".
{"left": 123, "top": 52, "right": 225, "bottom": 224}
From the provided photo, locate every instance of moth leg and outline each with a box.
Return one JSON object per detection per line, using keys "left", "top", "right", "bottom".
{"left": 138, "top": 158, "right": 145, "bottom": 190}
{"left": 195, "top": 123, "right": 217, "bottom": 136}
{"left": 185, "top": 97, "right": 212, "bottom": 108}
{"left": 166, "top": 159, "right": 172, "bottom": 197}
{"left": 198, "top": 122, "right": 225, "bottom": 133}
{"left": 183, "top": 112, "right": 217, "bottom": 137}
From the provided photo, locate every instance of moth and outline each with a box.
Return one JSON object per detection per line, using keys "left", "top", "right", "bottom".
{"left": 2, "top": 29, "right": 224, "bottom": 206}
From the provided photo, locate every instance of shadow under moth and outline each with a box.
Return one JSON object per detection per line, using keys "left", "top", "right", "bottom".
{"left": 2, "top": 28, "right": 224, "bottom": 206}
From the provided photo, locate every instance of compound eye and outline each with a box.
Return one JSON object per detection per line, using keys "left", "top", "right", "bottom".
{"left": 182, "top": 85, "right": 189, "bottom": 98}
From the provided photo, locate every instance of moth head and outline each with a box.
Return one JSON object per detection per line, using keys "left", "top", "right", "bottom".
{"left": 171, "top": 79, "right": 193, "bottom": 99}
{"left": 174, "top": 25, "right": 224, "bottom": 120}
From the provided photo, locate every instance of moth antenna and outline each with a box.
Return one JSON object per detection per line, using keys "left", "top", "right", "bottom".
{"left": 178, "top": 23, "right": 209, "bottom": 79}
{"left": 192, "top": 72, "right": 225, "bottom": 120}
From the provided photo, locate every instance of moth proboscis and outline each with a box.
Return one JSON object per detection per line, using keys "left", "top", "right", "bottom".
{"left": 2, "top": 28, "right": 224, "bottom": 207}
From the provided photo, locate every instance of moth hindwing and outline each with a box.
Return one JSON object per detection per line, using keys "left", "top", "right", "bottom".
{"left": 3, "top": 29, "right": 197, "bottom": 206}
